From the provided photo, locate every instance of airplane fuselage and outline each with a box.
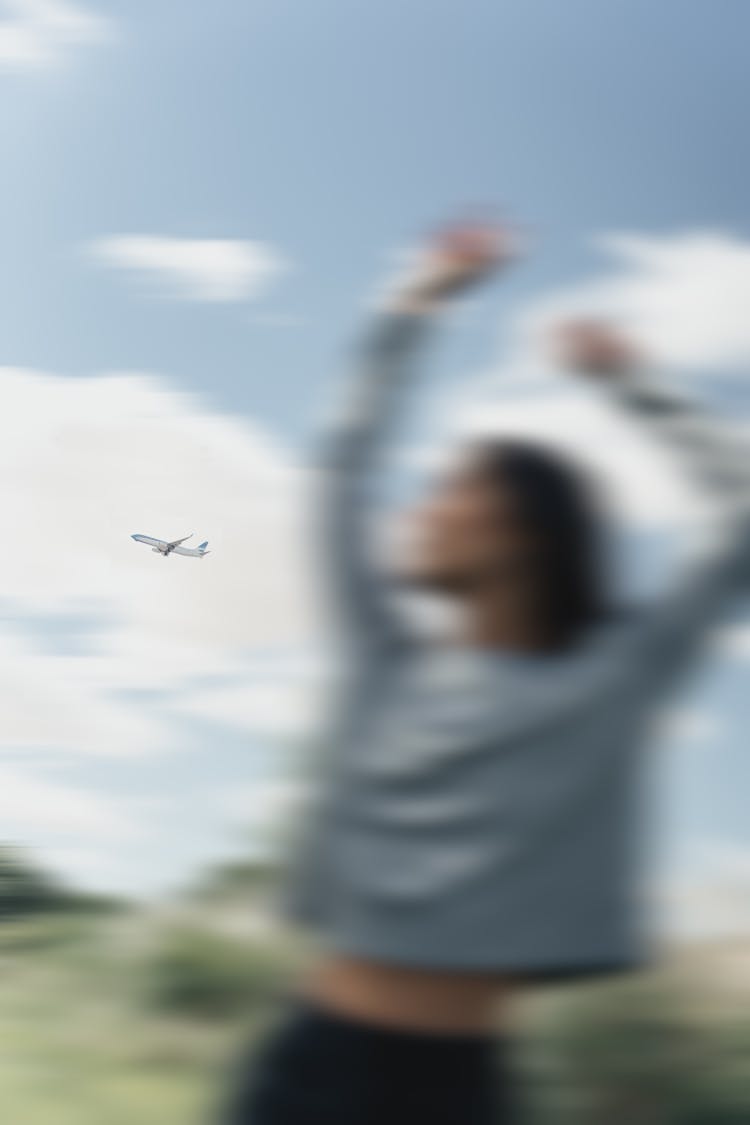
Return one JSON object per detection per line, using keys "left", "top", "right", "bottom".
{"left": 131, "top": 533, "right": 210, "bottom": 558}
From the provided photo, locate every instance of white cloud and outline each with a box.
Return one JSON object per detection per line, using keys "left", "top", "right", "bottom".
{"left": 0, "top": 764, "right": 139, "bottom": 837}
{"left": 90, "top": 235, "right": 287, "bottom": 303}
{"left": 0, "top": 765, "right": 173, "bottom": 894}
{"left": 656, "top": 838, "right": 750, "bottom": 941}
{"left": 575, "top": 231, "right": 750, "bottom": 372}
{"left": 0, "top": 628, "right": 168, "bottom": 757}
{"left": 177, "top": 649, "right": 330, "bottom": 742}
{"left": 0, "top": 364, "right": 323, "bottom": 889}
{"left": 0, "top": 0, "right": 109, "bottom": 70}
{"left": 0, "top": 366, "right": 317, "bottom": 761}
{"left": 506, "top": 230, "right": 750, "bottom": 376}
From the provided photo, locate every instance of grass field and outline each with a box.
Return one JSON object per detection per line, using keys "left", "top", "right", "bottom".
{"left": 2, "top": 905, "right": 749, "bottom": 1125}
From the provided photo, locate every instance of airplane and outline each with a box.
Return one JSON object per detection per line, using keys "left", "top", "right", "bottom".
{"left": 131, "top": 533, "right": 210, "bottom": 558}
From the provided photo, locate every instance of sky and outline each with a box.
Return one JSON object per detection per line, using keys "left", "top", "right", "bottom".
{"left": 1, "top": 0, "right": 749, "bottom": 937}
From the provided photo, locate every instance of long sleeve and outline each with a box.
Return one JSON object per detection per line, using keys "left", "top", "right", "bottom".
{"left": 316, "top": 310, "right": 436, "bottom": 654}
{"left": 603, "top": 371, "right": 750, "bottom": 692}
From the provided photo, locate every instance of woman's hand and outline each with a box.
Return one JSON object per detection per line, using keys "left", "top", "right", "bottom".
{"left": 551, "top": 319, "right": 643, "bottom": 378}
{"left": 386, "top": 220, "right": 520, "bottom": 314}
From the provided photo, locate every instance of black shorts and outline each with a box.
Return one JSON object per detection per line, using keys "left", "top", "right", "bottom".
{"left": 219, "top": 1000, "right": 513, "bottom": 1125}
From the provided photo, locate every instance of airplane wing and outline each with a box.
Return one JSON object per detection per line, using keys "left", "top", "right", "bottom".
{"left": 132, "top": 534, "right": 168, "bottom": 549}
{"left": 168, "top": 534, "right": 193, "bottom": 548}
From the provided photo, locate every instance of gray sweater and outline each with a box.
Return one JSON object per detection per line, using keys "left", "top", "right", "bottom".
{"left": 285, "top": 311, "right": 750, "bottom": 978}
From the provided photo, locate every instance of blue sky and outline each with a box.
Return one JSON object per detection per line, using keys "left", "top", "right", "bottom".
{"left": 1, "top": 0, "right": 749, "bottom": 934}
{"left": 4, "top": 0, "right": 749, "bottom": 430}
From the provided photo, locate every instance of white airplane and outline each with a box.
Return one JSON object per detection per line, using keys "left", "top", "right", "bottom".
{"left": 131, "top": 533, "right": 210, "bottom": 558}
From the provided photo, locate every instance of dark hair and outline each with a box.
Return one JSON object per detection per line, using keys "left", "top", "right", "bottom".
{"left": 475, "top": 439, "right": 609, "bottom": 649}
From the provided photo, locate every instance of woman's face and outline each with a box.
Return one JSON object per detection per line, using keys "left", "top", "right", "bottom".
{"left": 403, "top": 456, "right": 534, "bottom": 593}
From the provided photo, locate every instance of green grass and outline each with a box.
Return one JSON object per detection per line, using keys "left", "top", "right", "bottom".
{"left": 2, "top": 910, "right": 749, "bottom": 1124}
{"left": 0, "top": 911, "right": 295, "bottom": 1125}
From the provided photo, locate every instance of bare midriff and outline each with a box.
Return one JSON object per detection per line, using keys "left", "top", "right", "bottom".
{"left": 304, "top": 955, "right": 515, "bottom": 1034}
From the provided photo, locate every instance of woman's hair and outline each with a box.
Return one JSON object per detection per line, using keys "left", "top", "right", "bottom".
{"left": 475, "top": 439, "right": 610, "bottom": 649}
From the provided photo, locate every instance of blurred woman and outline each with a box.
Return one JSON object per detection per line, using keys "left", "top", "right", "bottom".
{"left": 223, "top": 223, "right": 750, "bottom": 1124}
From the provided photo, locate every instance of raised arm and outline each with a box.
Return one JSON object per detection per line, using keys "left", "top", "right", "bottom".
{"left": 555, "top": 321, "right": 750, "bottom": 691}
{"left": 318, "top": 222, "right": 517, "bottom": 654}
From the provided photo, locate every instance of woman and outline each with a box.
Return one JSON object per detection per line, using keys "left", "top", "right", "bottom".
{"left": 223, "top": 223, "right": 749, "bottom": 1123}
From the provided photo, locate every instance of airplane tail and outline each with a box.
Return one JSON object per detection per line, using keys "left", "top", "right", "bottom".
{"left": 198, "top": 541, "right": 209, "bottom": 554}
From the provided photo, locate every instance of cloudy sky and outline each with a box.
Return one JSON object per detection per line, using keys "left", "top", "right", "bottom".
{"left": 1, "top": 0, "right": 749, "bottom": 935}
